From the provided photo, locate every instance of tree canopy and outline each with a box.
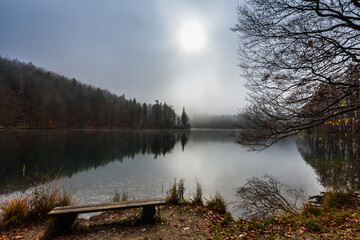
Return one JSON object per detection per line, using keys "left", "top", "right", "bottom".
{"left": 233, "top": 0, "right": 360, "bottom": 150}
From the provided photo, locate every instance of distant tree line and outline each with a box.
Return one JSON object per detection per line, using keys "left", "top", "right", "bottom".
{"left": 0, "top": 57, "right": 191, "bottom": 129}
{"left": 191, "top": 114, "right": 239, "bottom": 129}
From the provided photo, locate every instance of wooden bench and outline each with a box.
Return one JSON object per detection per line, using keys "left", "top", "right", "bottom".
{"left": 48, "top": 198, "right": 166, "bottom": 233}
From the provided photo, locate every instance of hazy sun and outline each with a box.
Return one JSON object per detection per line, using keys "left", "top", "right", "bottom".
{"left": 179, "top": 19, "right": 206, "bottom": 52}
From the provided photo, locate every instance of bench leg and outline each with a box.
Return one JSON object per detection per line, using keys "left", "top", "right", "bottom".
{"left": 142, "top": 206, "right": 156, "bottom": 224}
{"left": 50, "top": 213, "right": 78, "bottom": 234}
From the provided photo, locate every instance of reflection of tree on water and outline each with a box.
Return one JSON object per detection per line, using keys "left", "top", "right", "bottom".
{"left": 181, "top": 131, "right": 190, "bottom": 151}
{"left": 0, "top": 130, "right": 190, "bottom": 194}
{"left": 296, "top": 134, "right": 360, "bottom": 190}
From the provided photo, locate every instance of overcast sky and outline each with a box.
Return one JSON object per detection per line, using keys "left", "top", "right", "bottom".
{"left": 0, "top": 0, "right": 247, "bottom": 115}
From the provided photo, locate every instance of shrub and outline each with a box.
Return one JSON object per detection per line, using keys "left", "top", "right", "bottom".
{"left": 112, "top": 189, "right": 121, "bottom": 202}
{"left": 112, "top": 188, "right": 128, "bottom": 202}
{"left": 331, "top": 210, "right": 351, "bottom": 224}
{"left": 0, "top": 182, "right": 72, "bottom": 230}
{"left": 121, "top": 189, "right": 128, "bottom": 201}
{"left": 191, "top": 180, "right": 203, "bottom": 206}
{"left": 0, "top": 197, "right": 30, "bottom": 229}
{"left": 321, "top": 190, "right": 354, "bottom": 209}
{"left": 207, "top": 192, "right": 226, "bottom": 214}
{"left": 263, "top": 217, "right": 276, "bottom": 226}
{"left": 29, "top": 184, "right": 72, "bottom": 220}
{"left": 250, "top": 219, "right": 265, "bottom": 230}
{"left": 165, "top": 178, "right": 186, "bottom": 205}
{"left": 166, "top": 180, "right": 178, "bottom": 204}
{"left": 302, "top": 204, "right": 323, "bottom": 217}
{"left": 303, "top": 219, "right": 323, "bottom": 232}
{"left": 220, "top": 211, "right": 234, "bottom": 226}
{"left": 154, "top": 215, "right": 169, "bottom": 224}
{"left": 177, "top": 179, "right": 186, "bottom": 203}
{"left": 279, "top": 214, "right": 292, "bottom": 224}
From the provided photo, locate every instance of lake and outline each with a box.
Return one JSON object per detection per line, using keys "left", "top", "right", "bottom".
{"left": 1, "top": 129, "right": 358, "bottom": 217}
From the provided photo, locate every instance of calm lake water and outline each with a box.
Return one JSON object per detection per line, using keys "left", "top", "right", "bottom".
{"left": 1, "top": 129, "right": 358, "bottom": 217}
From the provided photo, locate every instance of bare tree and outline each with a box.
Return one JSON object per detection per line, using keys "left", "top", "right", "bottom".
{"left": 233, "top": 0, "right": 360, "bottom": 150}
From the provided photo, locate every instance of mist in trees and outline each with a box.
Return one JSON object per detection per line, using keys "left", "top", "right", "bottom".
{"left": 233, "top": 0, "right": 360, "bottom": 149}
{"left": 190, "top": 114, "right": 239, "bottom": 129}
{"left": 0, "top": 57, "right": 190, "bottom": 129}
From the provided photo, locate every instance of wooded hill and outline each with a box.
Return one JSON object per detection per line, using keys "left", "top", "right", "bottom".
{"left": 0, "top": 57, "right": 190, "bottom": 129}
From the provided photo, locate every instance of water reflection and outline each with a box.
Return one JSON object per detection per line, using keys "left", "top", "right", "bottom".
{"left": 296, "top": 134, "right": 360, "bottom": 190}
{"left": 0, "top": 130, "right": 190, "bottom": 194}
{"left": 1, "top": 129, "right": 323, "bottom": 218}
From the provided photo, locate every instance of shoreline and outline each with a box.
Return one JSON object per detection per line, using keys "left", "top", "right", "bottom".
{"left": 2, "top": 194, "right": 360, "bottom": 239}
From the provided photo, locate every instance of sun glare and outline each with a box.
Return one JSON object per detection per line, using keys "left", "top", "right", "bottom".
{"left": 179, "top": 19, "right": 206, "bottom": 52}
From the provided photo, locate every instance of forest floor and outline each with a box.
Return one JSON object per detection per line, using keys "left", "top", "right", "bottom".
{"left": 1, "top": 196, "right": 360, "bottom": 240}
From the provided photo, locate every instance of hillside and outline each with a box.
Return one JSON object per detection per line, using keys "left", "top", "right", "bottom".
{"left": 0, "top": 57, "right": 189, "bottom": 129}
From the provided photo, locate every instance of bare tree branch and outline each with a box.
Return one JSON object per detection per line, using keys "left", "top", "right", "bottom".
{"left": 233, "top": 0, "right": 360, "bottom": 150}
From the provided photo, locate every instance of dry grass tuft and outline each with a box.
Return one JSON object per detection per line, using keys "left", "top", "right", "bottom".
{"left": 0, "top": 182, "right": 72, "bottom": 230}
{"left": 165, "top": 178, "right": 186, "bottom": 205}
{"left": 191, "top": 180, "right": 204, "bottom": 206}
{"left": 29, "top": 184, "right": 72, "bottom": 220}
{"left": 321, "top": 189, "right": 354, "bottom": 209}
{"left": 0, "top": 197, "right": 30, "bottom": 229}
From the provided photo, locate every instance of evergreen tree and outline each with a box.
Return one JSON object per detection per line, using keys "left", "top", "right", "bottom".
{"left": 180, "top": 107, "right": 191, "bottom": 129}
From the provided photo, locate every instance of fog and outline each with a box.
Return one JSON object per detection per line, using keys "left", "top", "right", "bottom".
{"left": 0, "top": 0, "right": 247, "bottom": 115}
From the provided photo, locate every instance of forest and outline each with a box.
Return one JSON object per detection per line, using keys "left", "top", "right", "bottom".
{"left": 0, "top": 57, "right": 190, "bottom": 129}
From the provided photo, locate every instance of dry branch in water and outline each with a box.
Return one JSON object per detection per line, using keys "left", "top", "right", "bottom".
{"left": 236, "top": 175, "right": 305, "bottom": 219}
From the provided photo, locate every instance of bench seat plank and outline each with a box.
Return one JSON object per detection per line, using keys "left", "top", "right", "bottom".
{"left": 48, "top": 198, "right": 165, "bottom": 216}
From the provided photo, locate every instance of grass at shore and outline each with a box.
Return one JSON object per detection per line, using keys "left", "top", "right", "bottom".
{"left": 2, "top": 179, "right": 360, "bottom": 239}
{"left": 0, "top": 183, "right": 72, "bottom": 230}
{"left": 208, "top": 191, "right": 360, "bottom": 239}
